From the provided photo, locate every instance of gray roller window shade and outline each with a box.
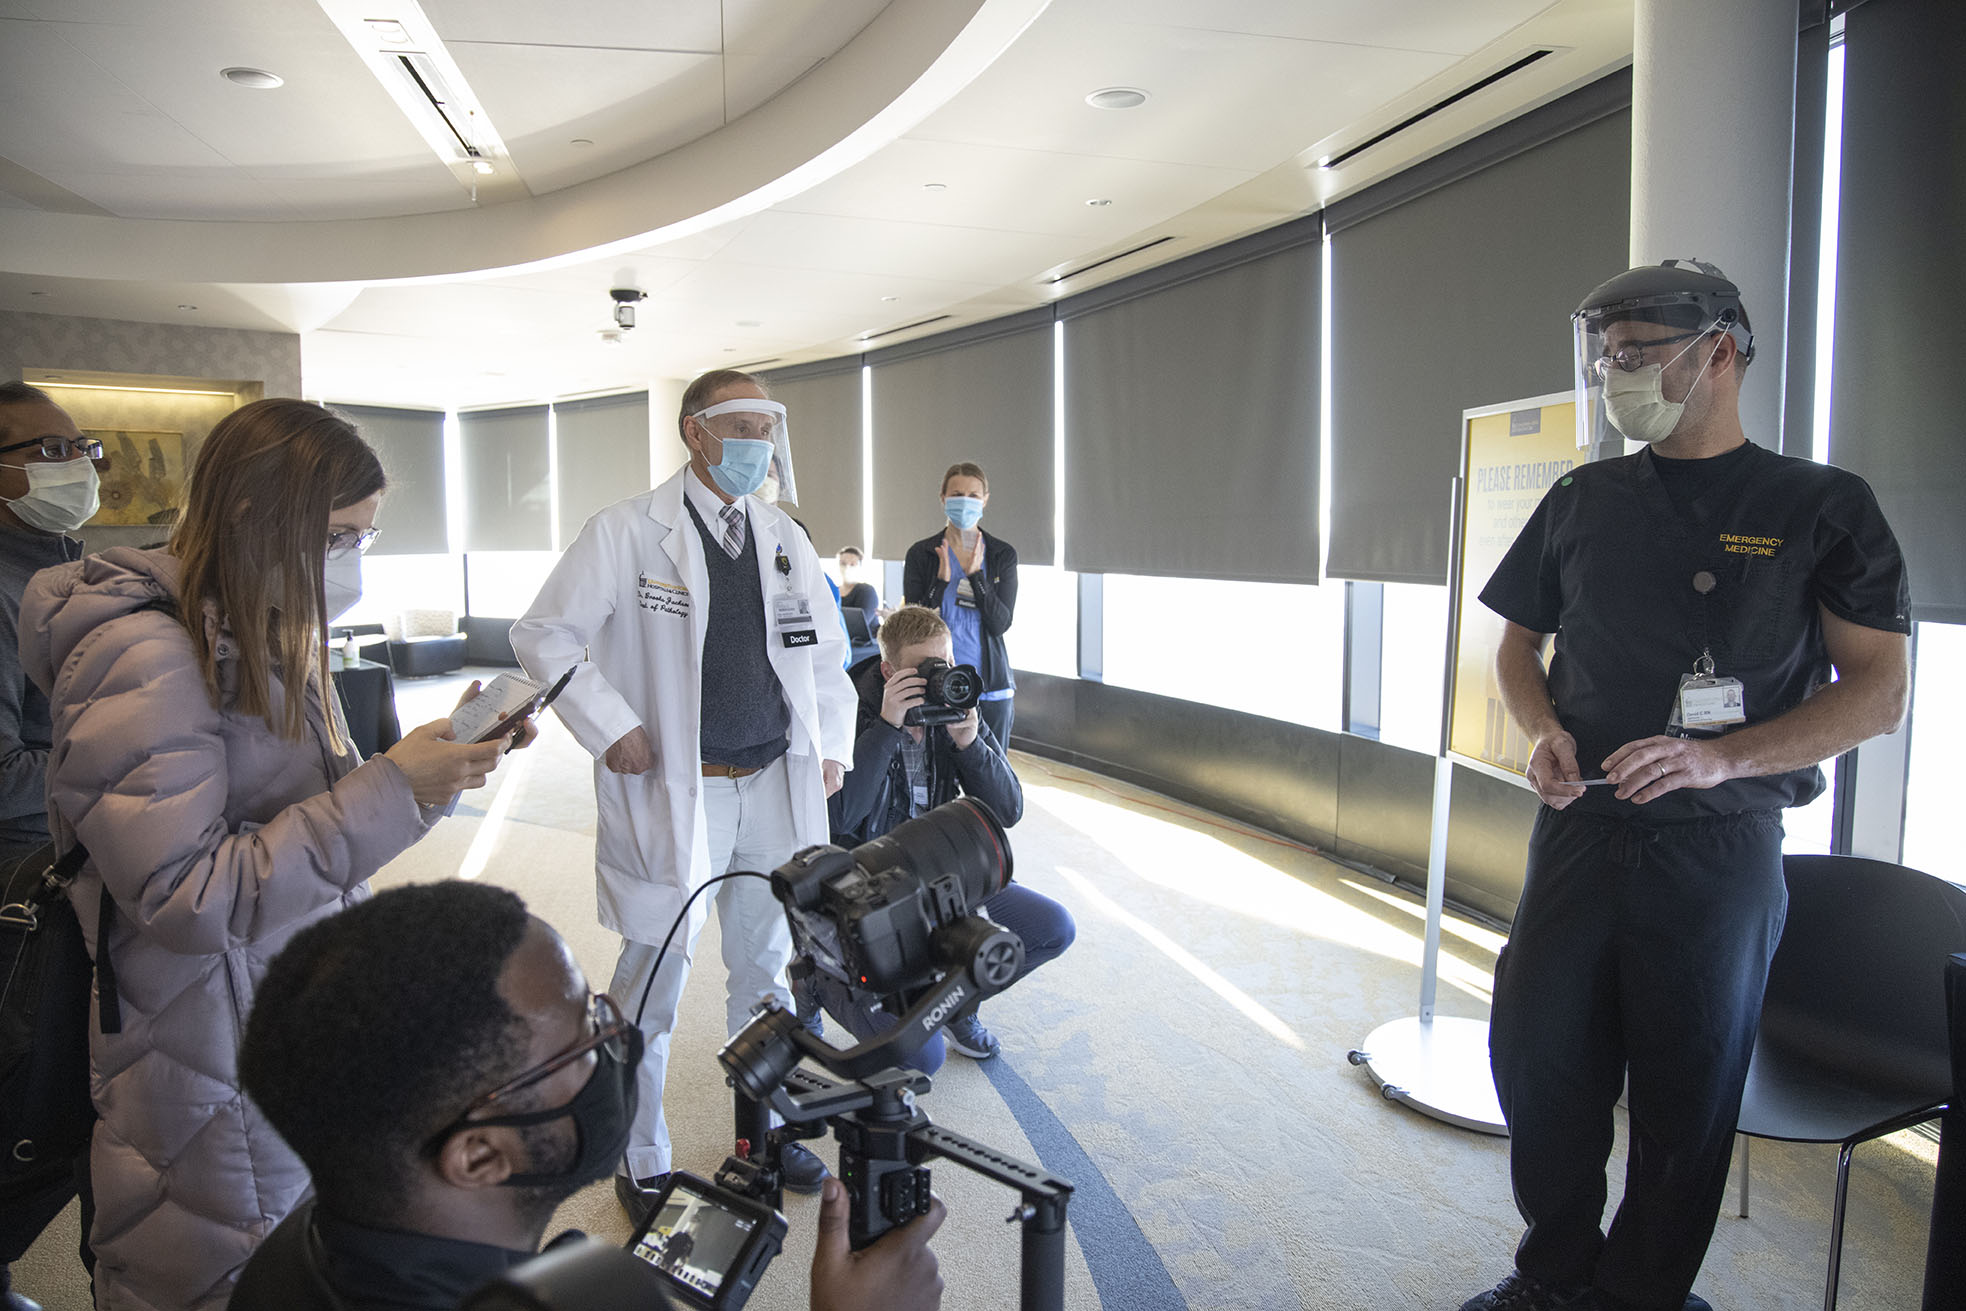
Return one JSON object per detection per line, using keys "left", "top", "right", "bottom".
{"left": 554, "top": 392, "right": 648, "bottom": 548}
{"left": 869, "top": 312, "right": 1055, "bottom": 566}
{"left": 1830, "top": 0, "right": 1965, "bottom": 623}
{"left": 333, "top": 403, "right": 447, "bottom": 555}
{"left": 1061, "top": 232, "right": 1320, "bottom": 582}
{"left": 459, "top": 404, "right": 550, "bottom": 551}
{"left": 761, "top": 362, "right": 864, "bottom": 561}
{"left": 1326, "top": 79, "right": 1631, "bottom": 585}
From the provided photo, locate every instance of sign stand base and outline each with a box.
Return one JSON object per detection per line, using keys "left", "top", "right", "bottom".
{"left": 1348, "top": 1015, "right": 1506, "bottom": 1135}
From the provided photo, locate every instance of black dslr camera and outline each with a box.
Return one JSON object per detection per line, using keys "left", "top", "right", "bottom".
{"left": 472, "top": 801, "right": 1074, "bottom": 1311}
{"left": 902, "top": 656, "right": 980, "bottom": 726}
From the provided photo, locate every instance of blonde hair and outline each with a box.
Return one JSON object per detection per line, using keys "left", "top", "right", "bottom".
{"left": 940, "top": 462, "right": 988, "bottom": 496}
{"left": 878, "top": 605, "right": 950, "bottom": 663}
{"left": 172, "top": 399, "right": 384, "bottom": 745}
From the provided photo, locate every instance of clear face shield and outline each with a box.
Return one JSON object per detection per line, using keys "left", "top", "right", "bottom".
{"left": 1572, "top": 307, "right": 1743, "bottom": 451}
{"left": 690, "top": 398, "right": 797, "bottom": 504}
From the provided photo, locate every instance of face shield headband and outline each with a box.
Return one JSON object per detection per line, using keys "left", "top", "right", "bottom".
{"left": 691, "top": 398, "right": 796, "bottom": 505}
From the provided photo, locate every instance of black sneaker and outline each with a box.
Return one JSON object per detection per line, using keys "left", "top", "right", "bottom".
{"left": 614, "top": 1171, "right": 669, "bottom": 1230}
{"left": 778, "top": 1142, "right": 828, "bottom": 1194}
{"left": 1460, "top": 1272, "right": 1592, "bottom": 1311}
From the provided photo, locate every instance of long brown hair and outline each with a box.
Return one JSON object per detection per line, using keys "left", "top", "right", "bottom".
{"left": 171, "top": 399, "right": 385, "bottom": 744}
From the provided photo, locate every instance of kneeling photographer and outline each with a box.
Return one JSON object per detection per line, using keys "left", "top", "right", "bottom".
{"left": 230, "top": 882, "right": 945, "bottom": 1311}
{"left": 817, "top": 605, "right": 1074, "bottom": 1064}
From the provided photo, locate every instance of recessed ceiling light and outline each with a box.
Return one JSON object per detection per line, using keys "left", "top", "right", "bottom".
{"left": 570, "top": 138, "right": 594, "bottom": 148}
{"left": 880, "top": 296, "right": 899, "bottom": 303}
{"left": 736, "top": 320, "right": 761, "bottom": 328}
{"left": 366, "top": 19, "right": 411, "bottom": 44}
{"left": 28, "top": 291, "right": 48, "bottom": 298}
{"left": 221, "top": 67, "right": 284, "bottom": 90}
{"left": 1085, "top": 198, "right": 1112, "bottom": 207}
{"left": 177, "top": 304, "right": 198, "bottom": 311}
{"left": 471, "top": 159, "right": 495, "bottom": 175}
{"left": 922, "top": 182, "right": 947, "bottom": 193}
{"left": 1085, "top": 87, "right": 1148, "bottom": 110}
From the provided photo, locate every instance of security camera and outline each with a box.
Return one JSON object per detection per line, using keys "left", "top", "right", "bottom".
{"left": 610, "top": 287, "right": 645, "bottom": 331}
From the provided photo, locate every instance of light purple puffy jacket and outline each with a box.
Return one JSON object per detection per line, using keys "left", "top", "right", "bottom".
{"left": 20, "top": 547, "right": 430, "bottom": 1311}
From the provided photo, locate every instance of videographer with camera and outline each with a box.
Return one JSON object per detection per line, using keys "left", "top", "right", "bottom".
{"left": 231, "top": 881, "right": 947, "bottom": 1311}
{"left": 820, "top": 605, "right": 1074, "bottom": 1064}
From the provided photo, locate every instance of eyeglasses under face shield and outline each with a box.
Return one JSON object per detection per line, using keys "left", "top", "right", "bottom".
{"left": 1571, "top": 288, "right": 1754, "bottom": 452}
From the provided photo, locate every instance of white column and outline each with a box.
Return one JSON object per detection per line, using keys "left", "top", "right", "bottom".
{"left": 1630, "top": 0, "right": 1799, "bottom": 445}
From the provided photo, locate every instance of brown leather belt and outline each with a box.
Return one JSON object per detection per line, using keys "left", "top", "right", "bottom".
{"left": 700, "top": 762, "right": 763, "bottom": 779}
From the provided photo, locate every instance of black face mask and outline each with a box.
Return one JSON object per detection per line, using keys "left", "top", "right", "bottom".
{"left": 467, "top": 1029, "right": 642, "bottom": 1189}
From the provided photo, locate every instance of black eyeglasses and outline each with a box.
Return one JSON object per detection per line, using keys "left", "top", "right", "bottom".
{"left": 0, "top": 436, "right": 105, "bottom": 461}
{"left": 1591, "top": 330, "right": 1706, "bottom": 380}
{"left": 433, "top": 992, "right": 634, "bottom": 1142}
{"left": 326, "top": 527, "right": 380, "bottom": 556}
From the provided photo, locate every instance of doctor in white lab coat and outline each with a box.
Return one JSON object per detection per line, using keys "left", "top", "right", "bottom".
{"left": 510, "top": 370, "right": 855, "bottom": 1200}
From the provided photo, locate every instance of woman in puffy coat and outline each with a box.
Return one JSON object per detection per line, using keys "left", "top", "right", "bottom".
{"left": 21, "top": 399, "right": 518, "bottom": 1311}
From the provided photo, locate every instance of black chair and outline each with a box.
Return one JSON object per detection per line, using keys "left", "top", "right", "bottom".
{"left": 1733, "top": 853, "right": 1966, "bottom": 1311}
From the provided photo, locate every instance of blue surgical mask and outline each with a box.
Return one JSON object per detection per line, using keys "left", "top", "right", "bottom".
{"left": 705, "top": 437, "right": 775, "bottom": 499}
{"left": 944, "top": 496, "right": 983, "bottom": 531}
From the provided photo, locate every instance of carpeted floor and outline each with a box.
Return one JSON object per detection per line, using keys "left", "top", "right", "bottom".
{"left": 12, "top": 667, "right": 1939, "bottom": 1309}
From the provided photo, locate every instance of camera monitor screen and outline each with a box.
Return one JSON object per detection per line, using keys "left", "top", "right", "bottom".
{"left": 630, "top": 1172, "right": 786, "bottom": 1311}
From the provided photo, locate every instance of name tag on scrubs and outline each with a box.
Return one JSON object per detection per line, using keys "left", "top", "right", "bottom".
{"left": 1676, "top": 675, "right": 1747, "bottom": 728}
{"left": 954, "top": 577, "right": 977, "bottom": 609}
{"left": 773, "top": 593, "right": 817, "bottom": 648}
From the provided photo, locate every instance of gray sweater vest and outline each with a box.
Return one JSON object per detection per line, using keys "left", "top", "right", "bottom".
{"left": 686, "top": 499, "right": 790, "bottom": 768}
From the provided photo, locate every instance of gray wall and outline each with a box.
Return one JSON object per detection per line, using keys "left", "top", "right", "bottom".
{"left": 1014, "top": 671, "right": 1540, "bottom": 925}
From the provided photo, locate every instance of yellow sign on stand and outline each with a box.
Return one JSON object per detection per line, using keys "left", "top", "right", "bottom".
{"left": 1446, "top": 393, "right": 1587, "bottom": 784}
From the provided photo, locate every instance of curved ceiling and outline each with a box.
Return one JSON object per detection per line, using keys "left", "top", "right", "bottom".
{"left": 0, "top": 0, "right": 1636, "bottom": 409}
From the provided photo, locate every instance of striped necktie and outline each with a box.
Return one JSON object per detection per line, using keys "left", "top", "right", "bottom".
{"left": 720, "top": 503, "right": 745, "bottom": 560}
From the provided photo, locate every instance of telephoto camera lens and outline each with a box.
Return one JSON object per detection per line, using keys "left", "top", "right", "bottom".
{"left": 853, "top": 796, "right": 1011, "bottom": 921}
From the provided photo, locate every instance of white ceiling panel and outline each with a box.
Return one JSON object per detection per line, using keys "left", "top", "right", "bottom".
{"left": 50, "top": 20, "right": 444, "bottom": 174}
{"left": 777, "top": 135, "right": 1253, "bottom": 239}
{"left": 254, "top": 164, "right": 470, "bottom": 220}
{"left": 907, "top": 12, "right": 1460, "bottom": 173}
{"left": 722, "top": 0, "right": 892, "bottom": 59}
{"left": 420, "top": 0, "right": 725, "bottom": 53}
{"left": 55, "top": 170, "right": 307, "bottom": 220}
{"left": 722, "top": 54, "right": 826, "bottom": 123}
{"left": 0, "top": 22, "right": 239, "bottom": 176}
{"left": 710, "top": 208, "right": 1077, "bottom": 287}
{"left": 448, "top": 43, "right": 724, "bottom": 195}
{"left": 0, "top": 0, "right": 328, "bottom": 31}
{"left": 1082, "top": 0, "right": 1561, "bottom": 58}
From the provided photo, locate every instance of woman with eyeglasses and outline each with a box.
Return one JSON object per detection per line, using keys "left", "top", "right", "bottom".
{"left": 21, "top": 398, "right": 523, "bottom": 1311}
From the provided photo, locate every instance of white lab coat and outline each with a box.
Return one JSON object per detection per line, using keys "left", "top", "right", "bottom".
{"left": 510, "top": 466, "right": 856, "bottom": 942}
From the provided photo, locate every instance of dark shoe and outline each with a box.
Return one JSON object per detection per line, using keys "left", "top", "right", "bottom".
{"left": 944, "top": 1010, "right": 1000, "bottom": 1059}
{"left": 614, "top": 1171, "right": 669, "bottom": 1230}
{"left": 1683, "top": 1298, "right": 1711, "bottom": 1311}
{"left": 778, "top": 1142, "right": 827, "bottom": 1194}
{"left": 1460, "top": 1272, "right": 1592, "bottom": 1311}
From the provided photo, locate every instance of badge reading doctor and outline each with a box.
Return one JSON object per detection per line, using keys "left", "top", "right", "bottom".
{"left": 771, "top": 547, "right": 817, "bottom": 647}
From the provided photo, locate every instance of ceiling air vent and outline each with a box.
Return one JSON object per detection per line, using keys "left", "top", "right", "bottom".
{"left": 1319, "top": 49, "right": 1555, "bottom": 171}
{"left": 860, "top": 315, "right": 952, "bottom": 343}
{"left": 1044, "top": 235, "right": 1178, "bottom": 286}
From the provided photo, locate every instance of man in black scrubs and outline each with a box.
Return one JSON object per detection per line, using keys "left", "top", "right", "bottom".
{"left": 1461, "top": 262, "right": 1911, "bottom": 1311}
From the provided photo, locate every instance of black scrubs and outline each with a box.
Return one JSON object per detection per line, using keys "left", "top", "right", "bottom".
{"left": 1478, "top": 440, "right": 1910, "bottom": 1310}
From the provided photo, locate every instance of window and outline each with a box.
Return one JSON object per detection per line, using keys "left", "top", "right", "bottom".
{"left": 1379, "top": 582, "right": 1450, "bottom": 755}
{"left": 1010, "top": 565, "right": 1079, "bottom": 679}
{"left": 465, "top": 552, "right": 562, "bottom": 620}
{"left": 337, "top": 554, "right": 464, "bottom": 631}
{"left": 1101, "top": 574, "right": 1344, "bottom": 730}
{"left": 1902, "top": 622, "right": 1963, "bottom": 882}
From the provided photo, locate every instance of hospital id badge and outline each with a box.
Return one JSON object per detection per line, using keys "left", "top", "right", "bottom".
{"left": 773, "top": 593, "right": 817, "bottom": 648}
{"left": 1677, "top": 675, "right": 1747, "bottom": 727}
{"left": 955, "top": 577, "right": 977, "bottom": 609}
